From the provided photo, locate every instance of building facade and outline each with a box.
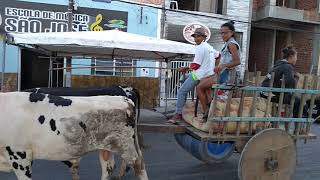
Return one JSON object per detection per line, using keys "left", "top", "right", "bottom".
{"left": 250, "top": 0, "right": 320, "bottom": 75}
{"left": 0, "top": 0, "right": 161, "bottom": 91}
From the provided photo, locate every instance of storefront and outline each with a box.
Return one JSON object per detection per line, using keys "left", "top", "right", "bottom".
{"left": 0, "top": 0, "right": 160, "bottom": 91}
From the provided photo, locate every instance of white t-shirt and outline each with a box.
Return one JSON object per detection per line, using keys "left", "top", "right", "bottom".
{"left": 192, "top": 42, "right": 220, "bottom": 80}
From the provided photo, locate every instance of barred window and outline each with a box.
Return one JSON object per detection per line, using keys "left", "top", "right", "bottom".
{"left": 93, "top": 59, "right": 135, "bottom": 77}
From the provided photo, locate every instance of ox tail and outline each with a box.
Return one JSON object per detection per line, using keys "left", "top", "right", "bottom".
{"left": 131, "top": 88, "right": 146, "bottom": 151}
{"left": 133, "top": 109, "right": 148, "bottom": 180}
{"left": 132, "top": 88, "right": 141, "bottom": 120}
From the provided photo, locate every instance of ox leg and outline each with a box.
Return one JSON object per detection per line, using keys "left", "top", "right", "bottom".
{"left": 99, "top": 150, "right": 115, "bottom": 180}
{"left": 133, "top": 157, "right": 148, "bottom": 180}
{"left": 117, "top": 141, "right": 148, "bottom": 180}
{"left": 62, "top": 159, "right": 81, "bottom": 180}
{"left": 117, "top": 156, "right": 148, "bottom": 180}
{"left": 4, "top": 147, "right": 32, "bottom": 180}
{"left": 0, "top": 150, "right": 12, "bottom": 172}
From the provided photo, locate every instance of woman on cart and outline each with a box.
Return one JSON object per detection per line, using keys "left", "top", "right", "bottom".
{"left": 260, "top": 46, "right": 300, "bottom": 117}
{"left": 197, "top": 21, "right": 241, "bottom": 120}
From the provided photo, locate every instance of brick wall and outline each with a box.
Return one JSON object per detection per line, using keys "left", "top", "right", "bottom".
{"left": 291, "top": 31, "right": 313, "bottom": 73}
{"left": 252, "top": 0, "right": 266, "bottom": 12}
{"left": 248, "top": 28, "right": 274, "bottom": 75}
{"left": 245, "top": 0, "right": 318, "bottom": 13}
{"left": 251, "top": 1, "right": 317, "bottom": 74}
{"left": 274, "top": 31, "right": 288, "bottom": 60}
{"left": 296, "top": 0, "right": 317, "bottom": 10}
{"left": 296, "top": 0, "right": 318, "bottom": 21}
{"left": 249, "top": 29, "right": 314, "bottom": 74}
{"left": 248, "top": 28, "right": 313, "bottom": 74}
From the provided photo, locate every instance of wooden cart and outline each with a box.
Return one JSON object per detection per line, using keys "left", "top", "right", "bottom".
{"left": 139, "top": 71, "right": 320, "bottom": 180}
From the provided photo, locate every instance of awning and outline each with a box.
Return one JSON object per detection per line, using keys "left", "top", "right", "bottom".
{"left": 7, "top": 30, "right": 195, "bottom": 60}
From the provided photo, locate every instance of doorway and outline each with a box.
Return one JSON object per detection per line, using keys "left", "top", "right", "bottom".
{"left": 21, "top": 49, "right": 64, "bottom": 90}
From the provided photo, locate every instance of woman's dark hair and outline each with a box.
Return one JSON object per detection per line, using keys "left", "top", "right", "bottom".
{"left": 282, "top": 46, "right": 297, "bottom": 59}
{"left": 221, "top": 21, "right": 235, "bottom": 32}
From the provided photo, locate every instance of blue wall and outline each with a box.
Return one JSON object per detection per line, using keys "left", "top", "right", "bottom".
{"left": 0, "top": 0, "right": 159, "bottom": 76}
{"left": 0, "top": 36, "right": 19, "bottom": 73}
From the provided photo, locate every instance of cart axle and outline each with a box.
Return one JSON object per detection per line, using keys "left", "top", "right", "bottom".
{"left": 265, "top": 158, "right": 279, "bottom": 172}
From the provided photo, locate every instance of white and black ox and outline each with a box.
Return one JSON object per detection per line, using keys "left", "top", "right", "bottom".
{"left": 24, "top": 86, "right": 143, "bottom": 179}
{"left": 24, "top": 86, "right": 142, "bottom": 179}
{"left": 0, "top": 86, "right": 147, "bottom": 180}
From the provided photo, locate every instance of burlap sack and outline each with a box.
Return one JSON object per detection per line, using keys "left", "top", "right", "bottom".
{"left": 182, "top": 97, "right": 271, "bottom": 134}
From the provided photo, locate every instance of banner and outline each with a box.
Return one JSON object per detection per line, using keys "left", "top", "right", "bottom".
{"left": 92, "top": 0, "right": 112, "bottom": 2}
{"left": 0, "top": 0, "right": 128, "bottom": 33}
{"left": 183, "top": 23, "right": 211, "bottom": 44}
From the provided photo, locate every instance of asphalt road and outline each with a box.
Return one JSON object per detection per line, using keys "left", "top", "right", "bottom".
{"left": 0, "top": 110, "right": 320, "bottom": 180}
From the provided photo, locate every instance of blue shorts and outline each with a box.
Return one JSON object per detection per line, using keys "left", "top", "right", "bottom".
{"left": 219, "top": 69, "right": 240, "bottom": 84}
{"left": 219, "top": 69, "right": 230, "bottom": 84}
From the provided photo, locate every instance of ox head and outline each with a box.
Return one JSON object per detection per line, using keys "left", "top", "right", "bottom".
{"left": 119, "top": 86, "right": 141, "bottom": 120}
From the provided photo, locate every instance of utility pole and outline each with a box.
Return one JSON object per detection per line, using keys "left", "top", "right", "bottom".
{"left": 68, "top": 0, "right": 74, "bottom": 32}
{"left": 65, "top": 0, "right": 74, "bottom": 87}
{"left": 160, "top": 0, "right": 166, "bottom": 39}
{"left": 159, "top": 0, "right": 168, "bottom": 109}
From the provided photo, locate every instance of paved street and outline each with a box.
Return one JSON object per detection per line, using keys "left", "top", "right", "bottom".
{"left": 1, "top": 109, "right": 320, "bottom": 180}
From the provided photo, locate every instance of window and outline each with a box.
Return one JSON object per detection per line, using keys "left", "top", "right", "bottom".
{"left": 94, "top": 59, "right": 135, "bottom": 77}
{"left": 175, "top": 0, "right": 226, "bottom": 15}
{"left": 216, "top": 0, "right": 224, "bottom": 14}
{"left": 209, "top": 0, "right": 226, "bottom": 14}
{"left": 176, "top": 0, "right": 200, "bottom": 11}
{"left": 276, "top": 0, "right": 295, "bottom": 8}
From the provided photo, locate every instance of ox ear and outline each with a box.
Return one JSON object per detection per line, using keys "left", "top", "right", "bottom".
{"left": 119, "top": 86, "right": 133, "bottom": 97}
{"left": 29, "top": 92, "right": 46, "bottom": 103}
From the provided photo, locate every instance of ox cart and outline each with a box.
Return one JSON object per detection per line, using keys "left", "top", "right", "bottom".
{"left": 140, "top": 70, "right": 320, "bottom": 180}
{"left": 5, "top": 31, "right": 320, "bottom": 180}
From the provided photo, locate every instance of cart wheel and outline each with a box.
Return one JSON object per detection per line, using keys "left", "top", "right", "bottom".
{"left": 174, "top": 134, "right": 235, "bottom": 163}
{"left": 238, "top": 128, "right": 296, "bottom": 180}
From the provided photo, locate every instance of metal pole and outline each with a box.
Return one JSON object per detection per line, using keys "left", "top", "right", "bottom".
{"left": 56, "top": 63, "right": 59, "bottom": 87}
{"left": 63, "top": 57, "right": 66, "bottom": 87}
{"left": 1, "top": 39, "right": 6, "bottom": 92}
{"left": 160, "top": 1, "right": 168, "bottom": 112}
{"left": 65, "top": 0, "right": 74, "bottom": 87}
{"left": 159, "top": 61, "right": 163, "bottom": 107}
{"left": 17, "top": 48, "right": 21, "bottom": 91}
{"left": 51, "top": 65, "right": 181, "bottom": 71}
{"left": 113, "top": 59, "right": 116, "bottom": 76}
{"left": 165, "top": 59, "right": 169, "bottom": 115}
{"left": 48, "top": 64, "right": 51, "bottom": 88}
{"left": 268, "top": 30, "right": 276, "bottom": 71}
{"left": 50, "top": 57, "right": 53, "bottom": 88}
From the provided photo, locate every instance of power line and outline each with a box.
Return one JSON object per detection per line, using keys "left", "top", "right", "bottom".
{"left": 114, "top": 0, "right": 251, "bottom": 24}
{"left": 114, "top": 0, "right": 320, "bottom": 36}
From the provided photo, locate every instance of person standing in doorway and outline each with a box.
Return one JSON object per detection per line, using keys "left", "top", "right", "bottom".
{"left": 168, "top": 27, "right": 220, "bottom": 124}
